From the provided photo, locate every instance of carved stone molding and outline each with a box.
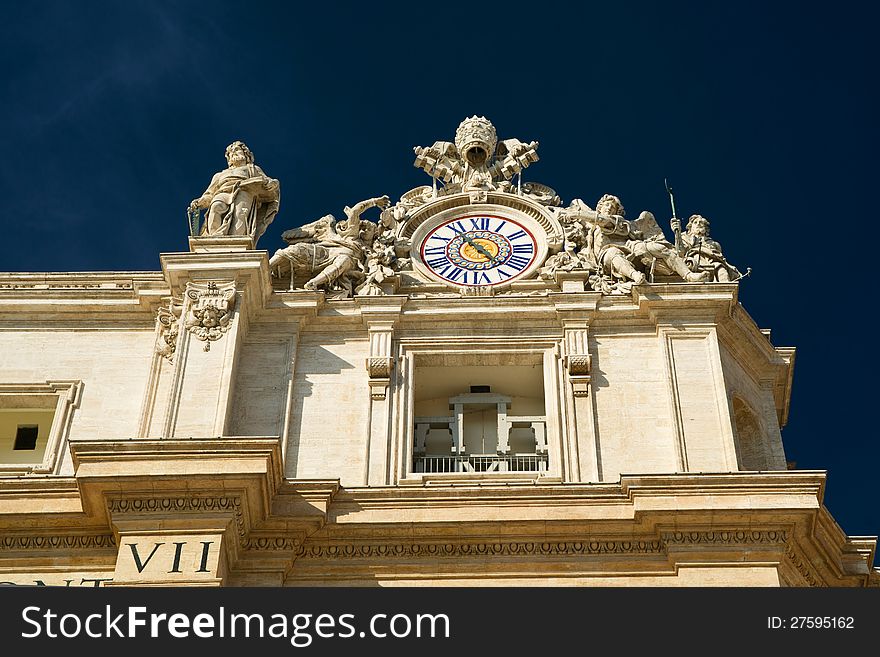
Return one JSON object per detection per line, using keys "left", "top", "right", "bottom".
{"left": 366, "top": 357, "right": 393, "bottom": 379}
{"left": 109, "top": 495, "right": 246, "bottom": 544}
{"left": 366, "top": 322, "right": 395, "bottom": 401}
{"left": 0, "top": 534, "right": 116, "bottom": 551}
{"left": 460, "top": 285, "right": 495, "bottom": 297}
{"left": 184, "top": 281, "right": 237, "bottom": 351}
{"left": 296, "top": 538, "right": 664, "bottom": 561}
{"left": 661, "top": 530, "right": 789, "bottom": 546}
{"left": 294, "top": 530, "right": 804, "bottom": 565}
{"left": 566, "top": 354, "right": 592, "bottom": 376}
{"left": 784, "top": 544, "right": 823, "bottom": 587}
{"left": 109, "top": 495, "right": 240, "bottom": 514}
{"left": 570, "top": 379, "right": 591, "bottom": 398}
{"left": 155, "top": 295, "right": 182, "bottom": 361}
{"left": 241, "top": 537, "right": 300, "bottom": 552}
{"left": 368, "top": 382, "right": 389, "bottom": 401}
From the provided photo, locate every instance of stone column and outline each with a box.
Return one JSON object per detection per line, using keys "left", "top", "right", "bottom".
{"left": 496, "top": 400, "right": 510, "bottom": 454}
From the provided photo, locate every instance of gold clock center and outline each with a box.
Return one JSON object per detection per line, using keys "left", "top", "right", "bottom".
{"left": 460, "top": 238, "right": 499, "bottom": 263}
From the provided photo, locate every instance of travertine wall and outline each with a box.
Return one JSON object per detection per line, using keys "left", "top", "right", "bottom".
{"left": 719, "top": 344, "right": 787, "bottom": 470}
{"left": 0, "top": 329, "right": 154, "bottom": 473}
{"left": 591, "top": 330, "right": 680, "bottom": 480}
{"left": 0, "top": 284, "right": 791, "bottom": 485}
{"left": 286, "top": 332, "right": 370, "bottom": 485}
{"left": 228, "top": 338, "right": 292, "bottom": 437}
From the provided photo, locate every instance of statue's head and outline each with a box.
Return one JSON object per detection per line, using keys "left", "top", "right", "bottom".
{"left": 359, "top": 221, "right": 380, "bottom": 245}
{"left": 455, "top": 116, "right": 497, "bottom": 167}
{"left": 225, "top": 141, "right": 254, "bottom": 167}
{"left": 596, "top": 194, "right": 624, "bottom": 217}
{"left": 686, "top": 214, "right": 710, "bottom": 236}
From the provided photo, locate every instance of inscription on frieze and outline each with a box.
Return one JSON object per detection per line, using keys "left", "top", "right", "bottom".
{"left": 114, "top": 536, "right": 223, "bottom": 583}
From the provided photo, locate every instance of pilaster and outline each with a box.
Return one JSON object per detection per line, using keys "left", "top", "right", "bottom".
{"left": 553, "top": 294, "right": 601, "bottom": 483}
{"left": 358, "top": 296, "right": 407, "bottom": 486}
{"left": 156, "top": 250, "right": 271, "bottom": 438}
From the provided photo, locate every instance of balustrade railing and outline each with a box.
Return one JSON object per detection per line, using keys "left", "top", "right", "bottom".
{"left": 413, "top": 453, "right": 548, "bottom": 473}
{"left": 413, "top": 411, "right": 548, "bottom": 474}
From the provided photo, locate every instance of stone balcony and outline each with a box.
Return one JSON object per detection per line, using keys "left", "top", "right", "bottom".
{"left": 413, "top": 393, "right": 548, "bottom": 473}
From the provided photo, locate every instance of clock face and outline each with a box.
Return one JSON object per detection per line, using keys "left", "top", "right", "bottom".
{"left": 418, "top": 214, "right": 539, "bottom": 287}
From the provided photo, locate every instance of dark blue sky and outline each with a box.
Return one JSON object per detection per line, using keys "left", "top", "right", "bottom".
{"left": 1, "top": 2, "right": 876, "bottom": 546}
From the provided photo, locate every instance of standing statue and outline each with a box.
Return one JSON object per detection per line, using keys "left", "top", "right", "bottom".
{"left": 188, "top": 141, "right": 280, "bottom": 245}
{"left": 269, "top": 196, "right": 390, "bottom": 293}
{"left": 676, "top": 214, "right": 741, "bottom": 282}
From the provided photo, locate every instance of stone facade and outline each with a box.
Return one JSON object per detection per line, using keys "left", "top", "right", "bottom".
{"left": 0, "top": 119, "right": 876, "bottom": 587}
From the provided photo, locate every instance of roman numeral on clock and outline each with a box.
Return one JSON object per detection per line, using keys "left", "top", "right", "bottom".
{"left": 469, "top": 217, "right": 490, "bottom": 231}
{"left": 507, "top": 229, "right": 528, "bottom": 240}
{"left": 470, "top": 271, "right": 491, "bottom": 285}
{"left": 512, "top": 244, "right": 533, "bottom": 253}
{"left": 445, "top": 267, "right": 466, "bottom": 282}
{"left": 506, "top": 255, "right": 531, "bottom": 271}
{"left": 427, "top": 256, "right": 450, "bottom": 269}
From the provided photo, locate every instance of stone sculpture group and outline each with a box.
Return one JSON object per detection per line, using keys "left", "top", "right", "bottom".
{"left": 188, "top": 117, "right": 741, "bottom": 297}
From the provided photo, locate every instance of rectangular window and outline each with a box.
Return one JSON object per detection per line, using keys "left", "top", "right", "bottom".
{"left": 13, "top": 425, "right": 39, "bottom": 450}
{"left": 0, "top": 381, "right": 82, "bottom": 474}
{"left": 412, "top": 357, "right": 548, "bottom": 475}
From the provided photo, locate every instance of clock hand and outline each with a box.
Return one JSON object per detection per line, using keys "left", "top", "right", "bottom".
{"left": 462, "top": 234, "right": 496, "bottom": 262}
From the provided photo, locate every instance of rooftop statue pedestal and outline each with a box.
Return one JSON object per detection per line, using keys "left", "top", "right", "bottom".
{"left": 189, "top": 235, "right": 255, "bottom": 253}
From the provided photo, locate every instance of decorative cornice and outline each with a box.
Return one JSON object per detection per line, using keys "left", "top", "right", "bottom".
{"left": 662, "top": 530, "right": 789, "bottom": 546}
{"left": 109, "top": 495, "right": 240, "bottom": 514}
{"left": 296, "top": 530, "right": 800, "bottom": 562}
{"left": 0, "top": 534, "right": 116, "bottom": 551}
{"left": 296, "top": 539, "right": 664, "bottom": 561}
{"left": 242, "top": 537, "right": 300, "bottom": 552}
{"left": 109, "top": 495, "right": 246, "bottom": 543}
{"left": 784, "top": 544, "right": 823, "bottom": 587}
